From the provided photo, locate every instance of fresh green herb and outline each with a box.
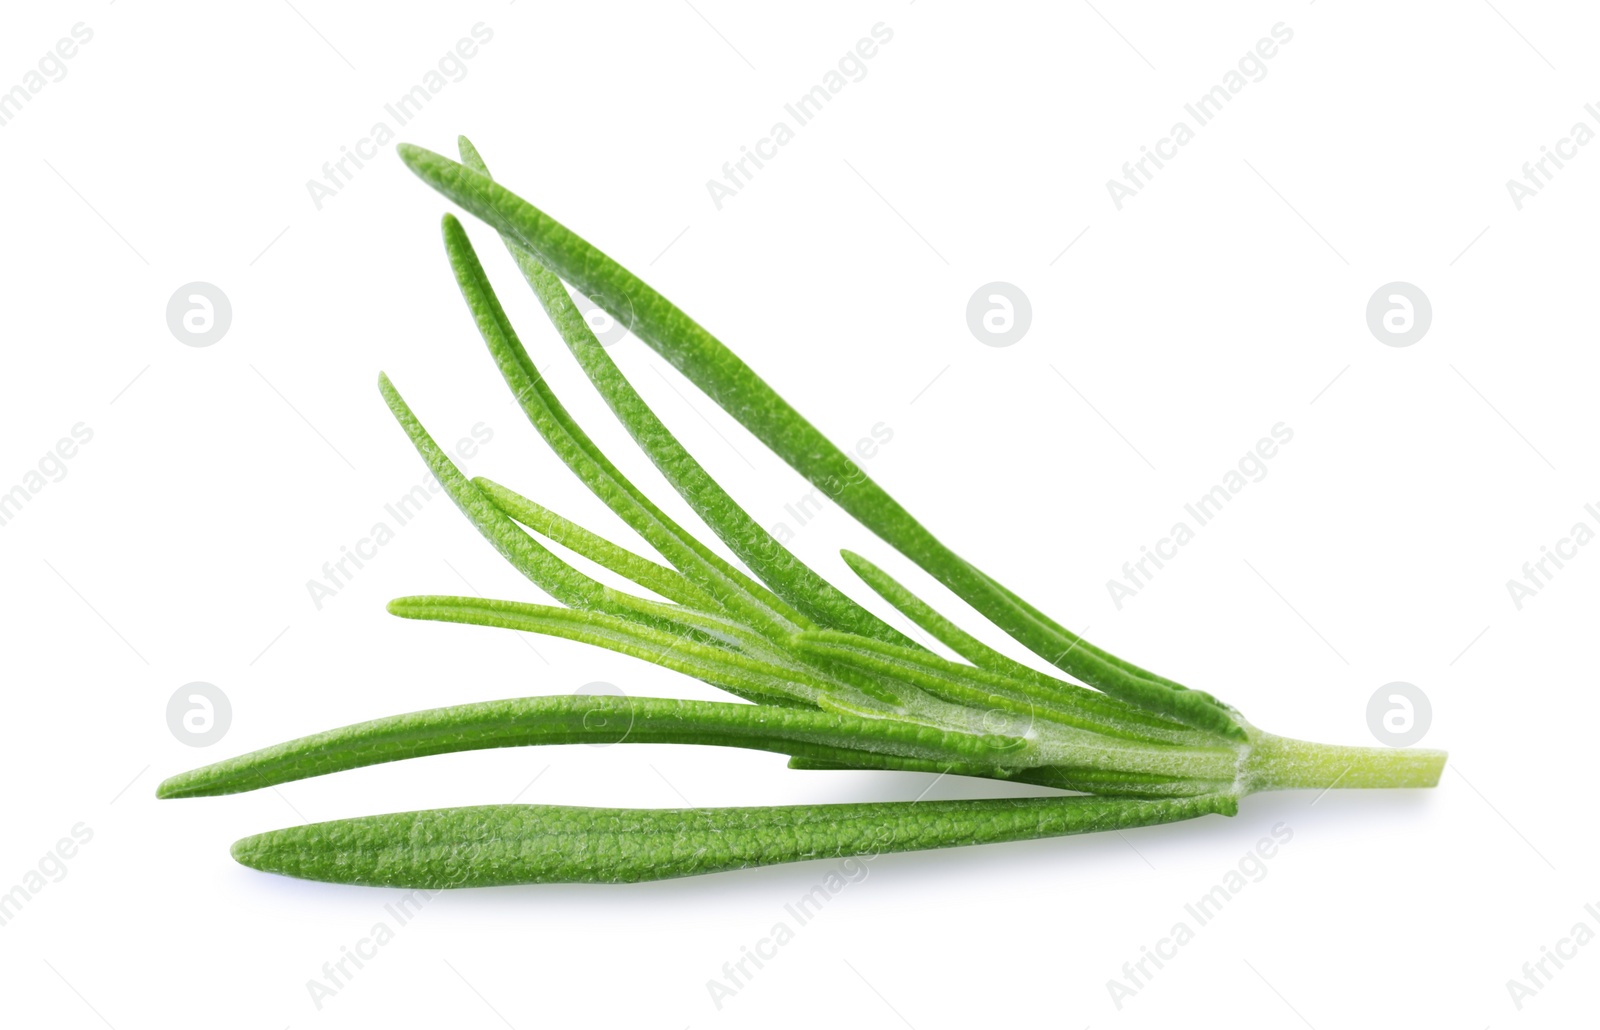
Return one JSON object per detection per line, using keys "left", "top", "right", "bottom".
{"left": 229, "top": 794, "right": 1240, "bottom": 889}
{"left": 159, "top": 137, "right": 1446, "bottom": 887}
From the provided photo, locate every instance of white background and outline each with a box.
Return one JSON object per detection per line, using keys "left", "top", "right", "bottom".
{"left": 1, "top": 1, "right": 1594, "bottom": 1027}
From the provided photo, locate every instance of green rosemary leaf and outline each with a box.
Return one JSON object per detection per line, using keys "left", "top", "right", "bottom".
{"left": 386, "top": 594, "right": 831, "bottom": 707}
{"left": 229, "top": 793, "right": 1240, "bottom": 886}
{"left": 475, "top": 476, "right": 717, "bottom": 610}
{"left": 841, "top": 549, "right": 1080, "bottom": 689}
{"left": 156, "top": 694, "right": 1016, "bottom": 799}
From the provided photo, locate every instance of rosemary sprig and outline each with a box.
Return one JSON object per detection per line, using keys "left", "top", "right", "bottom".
{"left": 158, "top": 137, "right": 1446, "bottom": 888}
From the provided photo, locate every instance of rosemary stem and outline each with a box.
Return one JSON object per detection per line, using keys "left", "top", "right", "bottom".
{"left": 1243, "top": 733, "right": 1447, "bottom": 793}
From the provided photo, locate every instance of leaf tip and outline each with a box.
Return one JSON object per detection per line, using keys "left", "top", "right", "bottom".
{"left": 395, "top": 141, "right": 431, "bottom": 166}
{"left": 377, "top": 371, "right": 405, "bottom": 411}
{"left": 440, "top": 212, "right": 471, "bottom": 256}
{"left": 230, "top": 831, "right": 273, "bottom": 872}
{"left": 457, "top": 134, "right": 485, "bottom": 169}
{"left": 387, "top": 596, "right": 440, "bottom": 621}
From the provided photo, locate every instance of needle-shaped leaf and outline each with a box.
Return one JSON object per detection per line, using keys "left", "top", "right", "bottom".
{"left": 229, "top": 793, "right": 1240, "bottom": 887}
{"left": 156, "top": 694, "right": 1020, "bottom": 799}
{"left": 841, "top": 548, "right": 1085, "bottom": 692}
{"left": 476, "top": 476, "right": 716, "bottom": 609}
{"left": 386, "top": 594, "right": 835, "bottom": 707}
